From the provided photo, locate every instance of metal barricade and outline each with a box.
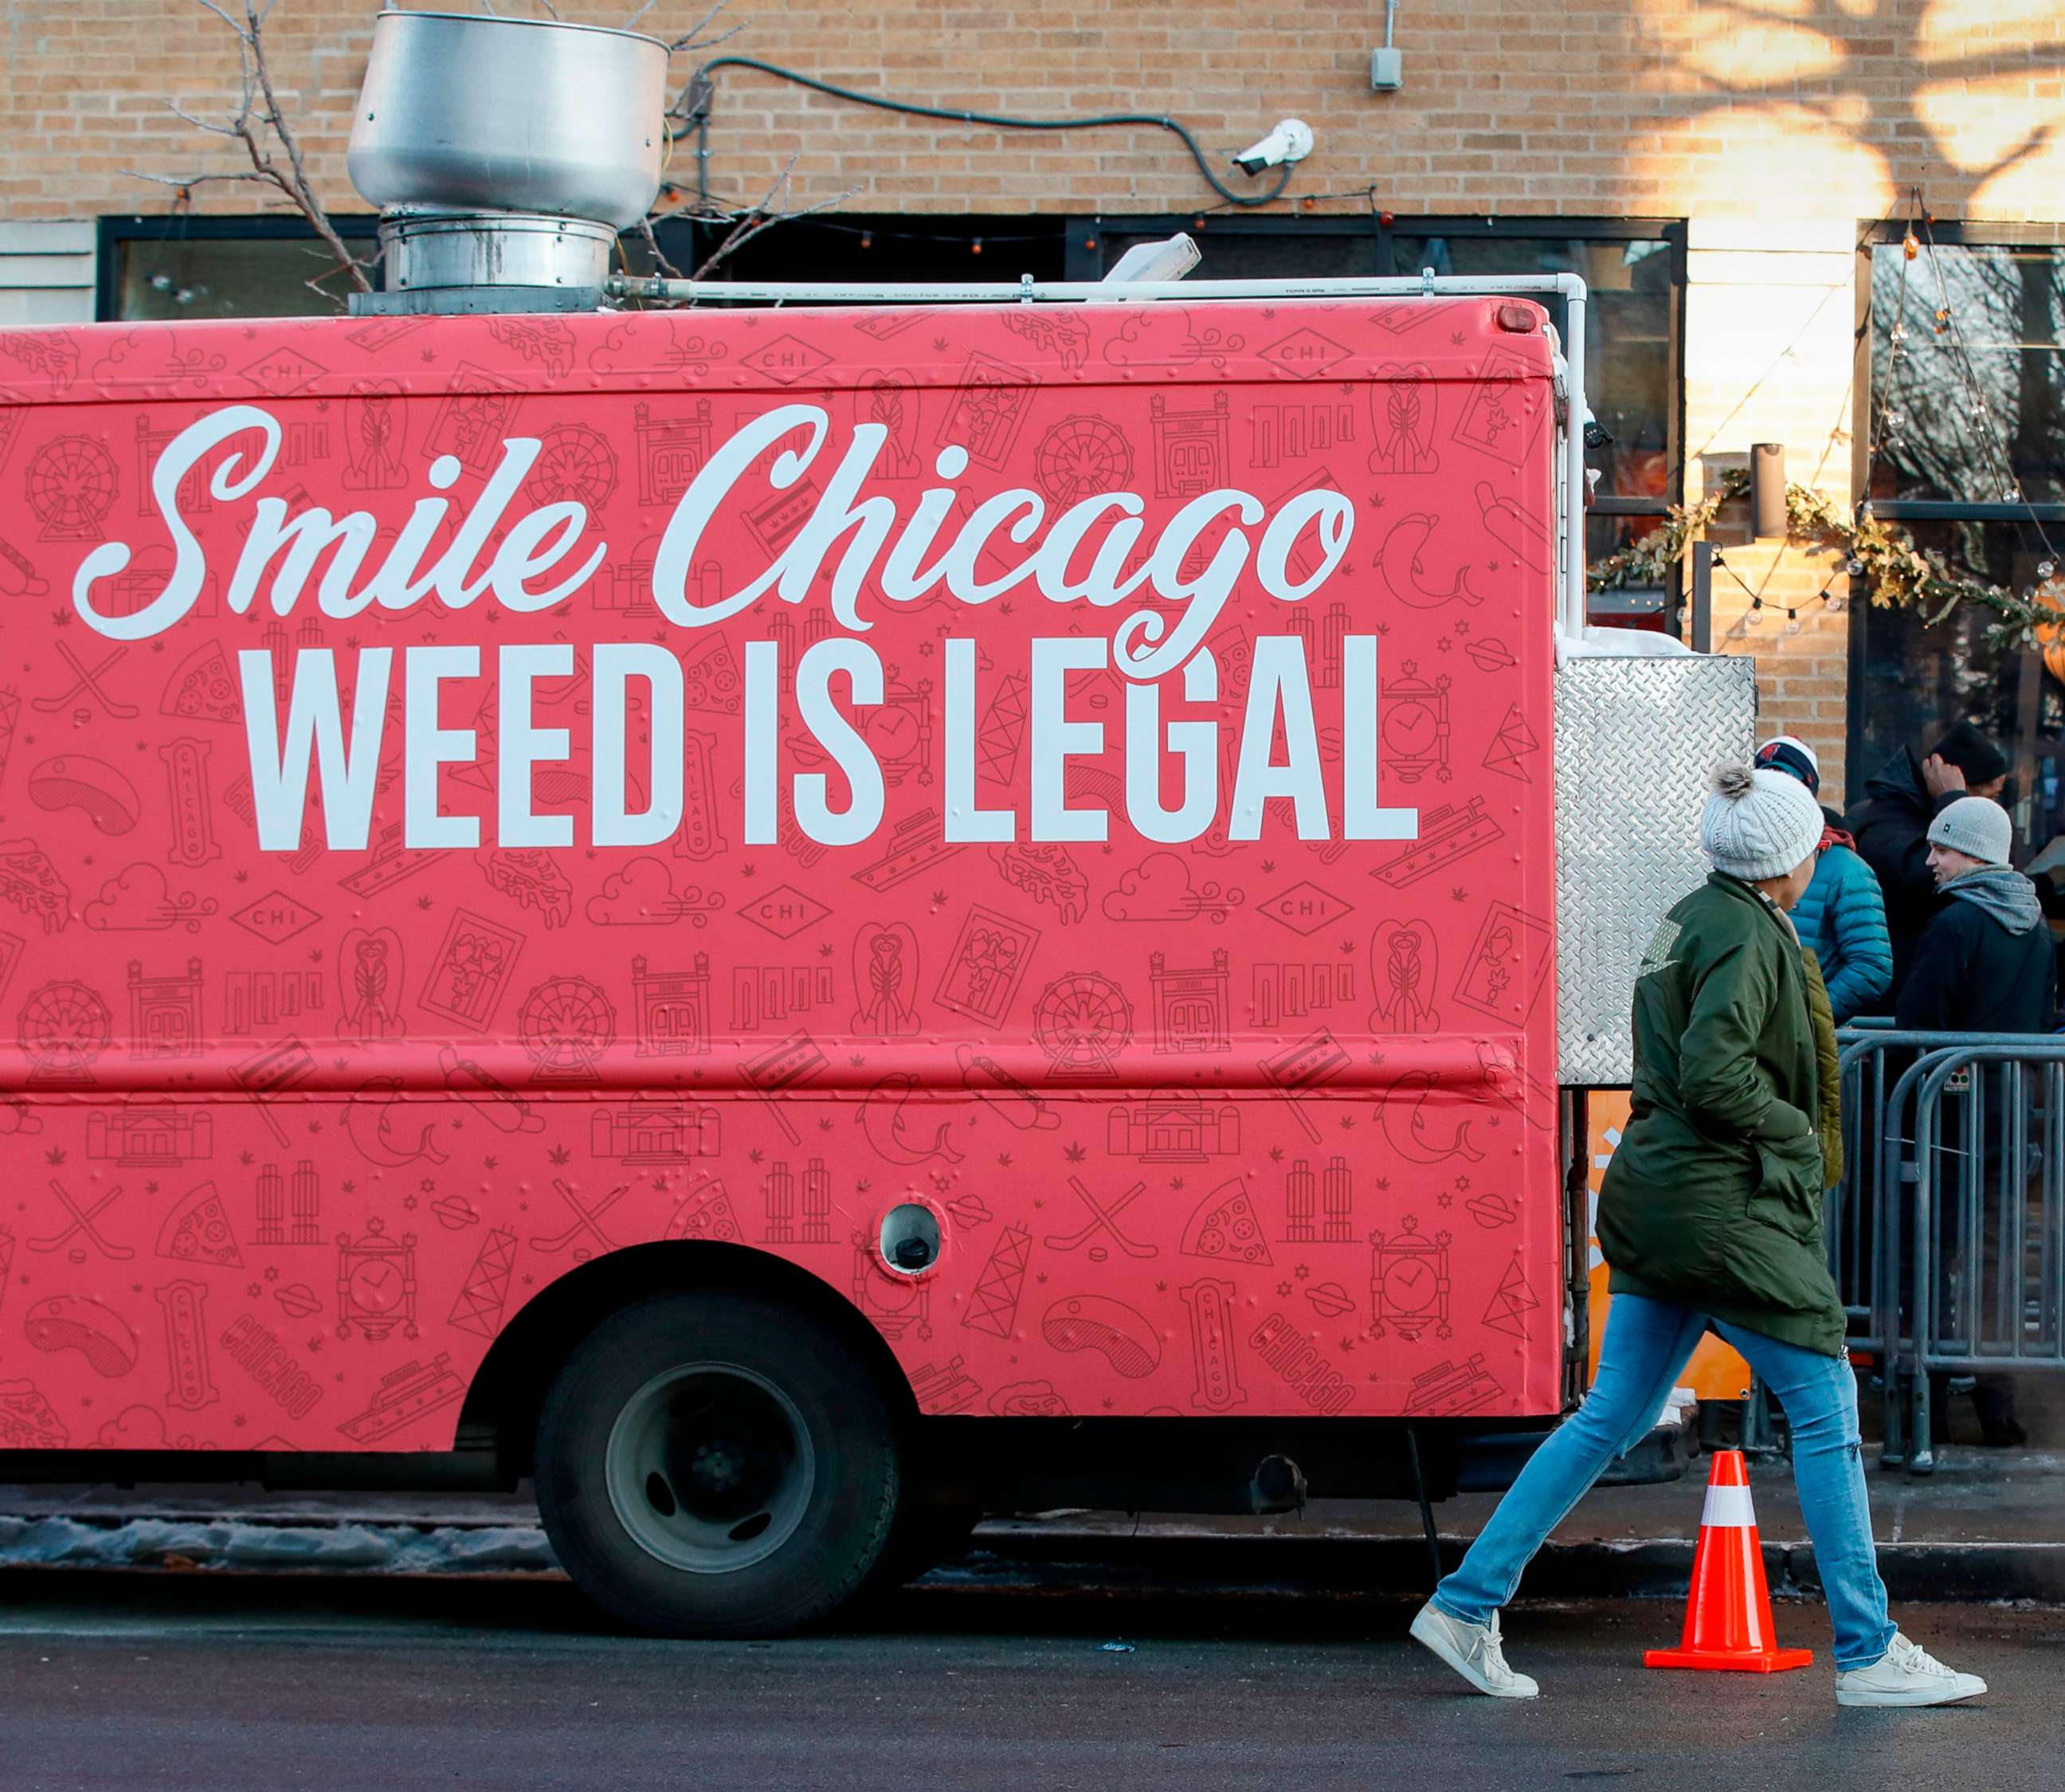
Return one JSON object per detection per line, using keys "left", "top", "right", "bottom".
{"left": 1830, "top": 1029, "right": 2065, "bottom": 1473}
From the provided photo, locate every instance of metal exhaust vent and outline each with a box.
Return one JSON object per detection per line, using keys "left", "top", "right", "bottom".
{"left": 347, "top": 10, "right": 667, "bottom": 316}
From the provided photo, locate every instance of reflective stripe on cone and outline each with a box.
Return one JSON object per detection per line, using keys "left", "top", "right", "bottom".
{"left": 1644, "top": 1448, "right": 1812, "bottom": 1673}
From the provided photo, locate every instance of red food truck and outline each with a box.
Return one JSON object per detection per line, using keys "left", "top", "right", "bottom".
{"left": 0, "top": 12, "right": 1751, "bottom": 1636}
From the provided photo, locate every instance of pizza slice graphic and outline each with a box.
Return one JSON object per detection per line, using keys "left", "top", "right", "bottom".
{"left": 162, "top": 640, "right": 240, "bottom": 723}
{"left": 155, "top": 1180, "right": 244, "bottom": 1269}
{"left": 0, "top": 1378, "right": 69, "bottom": 1449}
{"left": 665, "top": 1182, "right": 741, "bottom": 1243}
{"left": 680, "top": 634, "right": 742, "bottom": 715}
{"left": 1180, "top": 1176, "right": 1273, "bottom": 1267}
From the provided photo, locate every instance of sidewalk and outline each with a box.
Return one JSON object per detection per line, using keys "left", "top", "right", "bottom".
{"left": 2, "top": 1447, "right": 2058, "bottom": 1602}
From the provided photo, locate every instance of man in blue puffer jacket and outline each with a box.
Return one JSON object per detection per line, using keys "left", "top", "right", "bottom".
{"left": 1756, "top": 737, "right": 1893, "bottom": 1021}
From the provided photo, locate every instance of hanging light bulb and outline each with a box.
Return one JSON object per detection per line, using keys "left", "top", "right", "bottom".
{"left": 1782, "top": 606, "right": 1803, "bottom": 636}
{"left": 2040, "top": 559, "right": 2058, "bottom": 580}
{"left": 1743, "top": 597, "right": 1764, "bottom": 629}
{"left": 1826, "top": 588, "right": 1847, "bottom": 615}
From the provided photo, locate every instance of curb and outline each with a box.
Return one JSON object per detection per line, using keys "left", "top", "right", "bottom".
{"left": 1, "top": 1512, "right": 2059, "bottom": 1603}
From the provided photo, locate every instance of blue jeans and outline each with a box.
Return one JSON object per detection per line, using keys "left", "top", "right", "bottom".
{"left": 1432, "top": 1292, "right": 1897, "bottom": 1672}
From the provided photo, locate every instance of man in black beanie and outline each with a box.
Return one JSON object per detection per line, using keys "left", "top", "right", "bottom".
{"left": 1843, "top": 720, "right": 2011, "bottom": 997}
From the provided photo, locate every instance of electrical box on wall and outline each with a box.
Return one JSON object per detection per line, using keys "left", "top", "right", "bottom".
{"left": 1370, "top": 48, "right": 1404, "bottom": 91}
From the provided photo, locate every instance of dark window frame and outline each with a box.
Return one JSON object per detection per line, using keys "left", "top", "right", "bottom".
{"left": 1848, "top": 218, "right": 2065, "bottom": 812}
{"left": 96, "top": 213, "right": 382, "bottom": 322}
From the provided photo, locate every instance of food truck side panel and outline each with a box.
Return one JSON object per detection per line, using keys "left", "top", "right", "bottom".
{"left": 0, "top": 300, "right": 1558, "bottom": 1454}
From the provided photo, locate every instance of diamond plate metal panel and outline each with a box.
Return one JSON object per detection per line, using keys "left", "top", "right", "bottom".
{"left": 1555, "top": 654, "right": 1758, "bottom": 1085}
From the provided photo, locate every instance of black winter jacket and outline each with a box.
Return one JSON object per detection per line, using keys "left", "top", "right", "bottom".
{"left": 1895, "top": 872, "right": 2058, "bottom": 1034}
{"left": 1843, "top": 747, "right": 1965, "bottom": 995}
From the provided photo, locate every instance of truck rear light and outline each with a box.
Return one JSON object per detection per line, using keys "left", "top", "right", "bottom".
{"left": 1495, "top": 304, "right": 1539, "bottom": 333}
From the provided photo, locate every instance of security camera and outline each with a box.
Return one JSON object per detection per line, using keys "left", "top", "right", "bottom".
{"left": 1231, "top": 119, "right": 1315, "bottom": 176}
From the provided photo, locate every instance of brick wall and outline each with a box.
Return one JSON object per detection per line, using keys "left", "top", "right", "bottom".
{"left": 6, "top": 1, "right": 2063, "bottom": 792}
{"left": 7, "top": 3, "right": 2059, "bottom": 225}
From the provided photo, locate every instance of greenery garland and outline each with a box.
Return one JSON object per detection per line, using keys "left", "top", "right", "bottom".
{"left": 1586, "top": 469, "right": 2062, "bottom": 646}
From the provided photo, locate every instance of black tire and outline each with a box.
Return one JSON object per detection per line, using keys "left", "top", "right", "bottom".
{"left": 865, "top": 1492, "right": 985, "bottom": 1595}
{"left": 535, "top": 1289, "right": 901, "bottom": 1637}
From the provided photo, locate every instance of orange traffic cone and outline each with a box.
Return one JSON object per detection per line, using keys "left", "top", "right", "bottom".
{"left": 1644, "top": 1448, "right": 1812, "bottom": 1673}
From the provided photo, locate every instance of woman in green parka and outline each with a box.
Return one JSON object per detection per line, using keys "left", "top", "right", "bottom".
{"left": 1410, "top": 763, "right": 1988, "bottom": 1709}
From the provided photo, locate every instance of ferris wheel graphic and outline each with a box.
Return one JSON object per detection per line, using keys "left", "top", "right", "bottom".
{"left": 18, "top": 979, "right": 112, "bottom": 1085}
{"left": 25, "top": 436, "right": 118, "bottom": 541}
{"left": 523, "top": 423, "right": 619, "bottom": 509}
{"left": 1033, "top": 415, "right": 1132, "bottom": 508}
{"left": 517, "top": 976, "right": 617, "bottom": 1084}
{"left": 1031, "top": 972, "right": 1134, "bottom": 1080}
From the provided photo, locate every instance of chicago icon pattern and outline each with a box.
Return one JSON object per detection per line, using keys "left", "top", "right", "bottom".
{"left": 0, "top": 296, "right": 1558, "bottom": 1448}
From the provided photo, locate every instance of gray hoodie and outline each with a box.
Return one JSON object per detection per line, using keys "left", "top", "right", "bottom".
{"left": 1945, "top": 865, "right": 2046, "bottom": 935}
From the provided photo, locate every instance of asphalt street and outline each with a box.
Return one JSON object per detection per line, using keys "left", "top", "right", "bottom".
{"left": 0, "top": 1574, "right": 2055, "bottom": 1792}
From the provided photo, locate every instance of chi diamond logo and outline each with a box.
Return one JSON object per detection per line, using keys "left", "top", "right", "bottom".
{"left": 743, "top": 335, "right": 833, "bottom": 386}
{"left": 1257, "top": 327, "right": 1351, "bottom": 381}
{"left": 241, "top": 347, "right": 325, "bottom": 396}
{"left": 738, "top": 883, "right": 831, "bottom": 939}
{"left": 230, "top": 888, "right": 323, "bottom": 945}
{"left": 1257, "top": 880, "right": 1353, "bottom": 935}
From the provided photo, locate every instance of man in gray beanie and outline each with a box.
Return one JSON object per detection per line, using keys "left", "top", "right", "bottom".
{"left": 1415, "top": 763, "right": 1989, "bottom": 1707}
{"left": 1895, "top": 798, "right": 2055, "bottom": 1449}
{"left": 1897, "top": 797, "right": 2055, "bottom": 1034}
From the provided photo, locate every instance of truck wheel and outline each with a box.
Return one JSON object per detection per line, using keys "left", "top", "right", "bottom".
{"left": 535, "top": 1290, "right": 900, "bottom": 1637}
{"left": 866, "top": 1492, "right": 985, "bottom": 1595}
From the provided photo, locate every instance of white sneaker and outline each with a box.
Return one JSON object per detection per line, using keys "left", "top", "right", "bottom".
{"left": 1410, "top": 1599, "right": 1539, "bottom": 1698}
{"left": 1834, "top": 1633, "right": 1988, "bottom": 1708}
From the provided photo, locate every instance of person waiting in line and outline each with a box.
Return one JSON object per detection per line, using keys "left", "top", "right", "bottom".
{"left": 1895, "top": 796, "right": 2057, "bottom": 1449}
{"left": 1755, "top": 736, "right": 1891, "bottom": 1024}
{"left": 1844, "top": 720, "right": 2008, "bottom": 996}
{"left": 1411, "top": 763, "right": 1986, "bottom": 1707}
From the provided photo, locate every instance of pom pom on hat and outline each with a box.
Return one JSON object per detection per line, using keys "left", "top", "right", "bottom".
{"left": 1700, "top": 761, "right": 1825, "bottom": 881}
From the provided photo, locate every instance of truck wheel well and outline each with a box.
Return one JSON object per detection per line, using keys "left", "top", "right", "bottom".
{"left": 457, "top": 1241, "right": 919, "bottom": 1477}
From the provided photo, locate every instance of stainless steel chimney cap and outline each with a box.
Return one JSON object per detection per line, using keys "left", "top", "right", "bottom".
{"left": 347, "top": 10, "right": 670, "bottom": 231}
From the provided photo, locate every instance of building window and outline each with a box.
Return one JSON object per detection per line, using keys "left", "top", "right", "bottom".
{"left": 98, "top": 216, "right": 379, "bottom": 322}
{"left": 1853, "top": 227, "right": 2065, "bottom": 849}
{"left": 641, "top": 213, "right": 1068, "bottom": 286}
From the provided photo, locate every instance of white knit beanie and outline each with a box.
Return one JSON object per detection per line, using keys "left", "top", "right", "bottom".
{"left": 1699, "top": 762, "right": 1825, "bottom": 880}
{"left": 1927, "top": 796, "right": 2012, "bottom": 868}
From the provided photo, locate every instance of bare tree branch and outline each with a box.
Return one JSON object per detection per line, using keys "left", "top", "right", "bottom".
{"left": 635, "top": 215, "right": 689, "bottom": 282}
{"left": 124, "top": 167, "right": 278, "bottom": 191}
{"left": 138, "top": 0, "right": 375, "bottom": 296}
{"left": 680, "top": 157, "right": 855, "bottom": 285}
{"left": 665, "top": 0, "right": 738, "bottom": 57}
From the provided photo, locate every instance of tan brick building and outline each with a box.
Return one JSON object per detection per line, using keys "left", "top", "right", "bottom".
{"left": 5, "top": 1, "right": 2064, "bottom": 818}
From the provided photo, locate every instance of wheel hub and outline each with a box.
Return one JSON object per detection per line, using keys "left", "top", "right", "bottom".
{"left": 604, "top": 1363, "right": 817, "bottom": 1575}
{"left": 691, "top": 1439, "right": 746, "bottom": 1492}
